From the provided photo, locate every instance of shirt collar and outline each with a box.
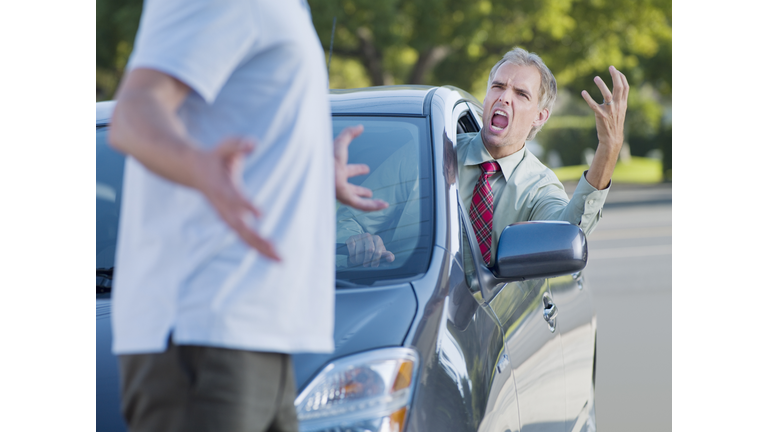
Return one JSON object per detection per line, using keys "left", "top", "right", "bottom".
{"left": 462, "top": 133, "right": 526, "bottom": 181}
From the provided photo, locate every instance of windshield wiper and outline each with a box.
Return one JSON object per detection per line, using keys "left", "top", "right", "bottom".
{"left": 97, "top": 267, "right": 113, "bottom": 293}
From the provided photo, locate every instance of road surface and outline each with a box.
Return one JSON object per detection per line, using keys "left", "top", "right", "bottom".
{"left": 567, "top": 182, "right": 672, "bottom": 432}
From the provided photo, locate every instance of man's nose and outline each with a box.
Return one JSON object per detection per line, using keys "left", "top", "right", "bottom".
{"left": 497, "top": 88, "right": 512, "bottom": 105}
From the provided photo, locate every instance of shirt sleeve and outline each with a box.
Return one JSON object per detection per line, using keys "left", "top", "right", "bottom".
{"left": 530, "top": 170, "right": 609, "bottom": 236}
{"left": 128, "top": 0, "right": 260, "bottom": 104}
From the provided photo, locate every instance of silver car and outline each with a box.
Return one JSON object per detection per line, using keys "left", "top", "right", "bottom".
{"left": 97, "top": 85, "right": 596, "bottom": 432}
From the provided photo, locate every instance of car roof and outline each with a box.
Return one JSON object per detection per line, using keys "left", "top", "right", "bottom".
{"left": 95, "top": 85, "right": 479, "bottom": 124}
{"left": 330, "top": 85, "right": 436, "bottom": 116}
{"left": 96, "top": 100, "right": 116, "bottom": 126}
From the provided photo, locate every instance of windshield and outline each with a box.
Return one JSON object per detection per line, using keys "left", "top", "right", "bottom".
{"left": 333, "top": 116, "right": 433, "bottom": 285}
{"left": 95, "top": 115, "right": 433, "bottom": 292}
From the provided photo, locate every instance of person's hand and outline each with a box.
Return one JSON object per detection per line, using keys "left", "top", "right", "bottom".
{"left": 580, "top": 66, "right": 630, "bottom": 189}
{"left": 194, "top": 137, "right": 280, "bottom": 261}
{"left": 346, "top": 233, "right": 395, "bottom": 267}
{"left": 581, "top": 65, "right": 629, "bottom": 152}
{"left": 334, "top": 125, "right": 389, "bottom": 212}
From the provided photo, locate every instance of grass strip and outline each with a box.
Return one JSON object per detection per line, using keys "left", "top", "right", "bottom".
{"left": 552, "top": 156, "right": 663, "bottom": 184}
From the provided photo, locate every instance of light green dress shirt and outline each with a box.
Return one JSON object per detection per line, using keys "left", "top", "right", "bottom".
{"left": 458, "top": 132, "right": 608, "bottom": 266}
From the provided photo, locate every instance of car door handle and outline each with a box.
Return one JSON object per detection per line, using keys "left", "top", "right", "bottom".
{"left": 542, "top": 293, "right": 558, "bottom": 332}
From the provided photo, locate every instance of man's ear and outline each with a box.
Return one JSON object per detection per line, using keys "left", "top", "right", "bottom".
{"left": 532, "top": 108, "right": 550, "bottom": 127}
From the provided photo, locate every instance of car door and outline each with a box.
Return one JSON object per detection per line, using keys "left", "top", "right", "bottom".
{"left": 463, "top": 103, "right": 567, "bottom": 432}
{"left": 548, "top": 272, "right": 596, "bottom": 431}
{"left": 441, "top": 102, "right": 520, "bottom": 432}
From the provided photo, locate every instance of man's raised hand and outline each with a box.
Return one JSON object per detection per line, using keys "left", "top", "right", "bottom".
{"left": 334, "top": 125, "right": 389, "bottom": 212}
{"left": 581, "top": 65, "right": 629, "bottom": 152}
{"left": 580, "top": 66, "right": 630, "bottom": 190}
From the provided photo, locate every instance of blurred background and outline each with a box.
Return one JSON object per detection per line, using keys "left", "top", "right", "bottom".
{"left": 96, "top": 1, "right": 672, "bottom": 431}
{"left": 96, "top": 0, "right": 672, "bottom": 182}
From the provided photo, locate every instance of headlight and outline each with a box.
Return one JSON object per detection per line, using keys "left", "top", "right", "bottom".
{"left": 295, "top": 347, "right": 419, "bottom": 432}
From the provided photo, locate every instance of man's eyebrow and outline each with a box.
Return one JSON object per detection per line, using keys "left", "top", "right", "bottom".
{"left": 513, "top": 86, "right": 532, "bottom": 97}
{"left": 491, "top": 81, "right": 506, "bottom": 87}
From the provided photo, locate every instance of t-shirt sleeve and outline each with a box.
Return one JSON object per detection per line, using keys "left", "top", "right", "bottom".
{"left": 127, "top": 0, "right": 260, "bottom": 104}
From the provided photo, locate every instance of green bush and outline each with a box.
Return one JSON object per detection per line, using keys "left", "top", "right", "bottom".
{"left": 537, "top": 126, "right": 598, "bottom": 167}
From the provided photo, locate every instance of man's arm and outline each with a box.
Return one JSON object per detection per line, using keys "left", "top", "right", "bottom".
{"left": 528, "top": 174, "right": 607, "bottom": 236}
{"left": 110, "top": 69, "right": 386, "bottom": 262}
{"left": 581, "top": 65, "right": 630, "bottom": 190}
{"left": 109, "top": 68, "right": 281, "bottom": 260}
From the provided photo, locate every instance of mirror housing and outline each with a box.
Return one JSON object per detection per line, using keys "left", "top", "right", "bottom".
{"left": 491, "top": 221, "right": 588, "bottom": 280}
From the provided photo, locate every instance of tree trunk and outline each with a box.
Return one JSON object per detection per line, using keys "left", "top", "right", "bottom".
{"left": 409, "top": 46, "right": 451, "bottom": 84}
{"left": 356, "top": 27, "right": 393, "bottom": 86}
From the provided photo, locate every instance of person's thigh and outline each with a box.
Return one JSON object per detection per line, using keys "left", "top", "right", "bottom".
{"left": 267, "top": 355, "right": 299, "bottom": 432}
{"left": 120, "top": 343, "right": 299, "bottom": 432}
{"left": 181, "top": 346, "right": 298, "bottom": 432}
{"left": 119, "top": 344, "right": 189, "bottom": 432}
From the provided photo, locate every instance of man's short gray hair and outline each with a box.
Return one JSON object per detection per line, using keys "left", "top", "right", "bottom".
{"left": 487, "top": 48, "right": 557, "bottom": 140}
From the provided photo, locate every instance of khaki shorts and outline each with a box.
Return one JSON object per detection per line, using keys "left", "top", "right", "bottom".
{"left": 119, "top": 339, "right": 298, "bottom": 432}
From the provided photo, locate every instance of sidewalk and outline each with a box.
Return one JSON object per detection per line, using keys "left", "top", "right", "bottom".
{"left": 562, "top": 181, "right": 672, "bottom": 208}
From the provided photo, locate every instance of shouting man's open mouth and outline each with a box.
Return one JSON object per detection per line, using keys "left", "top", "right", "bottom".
{"left": 489, "top": 109, "right": 509, "bottom": 133}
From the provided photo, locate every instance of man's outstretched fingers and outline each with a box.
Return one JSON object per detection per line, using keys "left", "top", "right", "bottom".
{"left": 345, "top": 163, "right": 371, "bottom": 178}
{"left": 224, "top": 204, "right": 280, "bottom": 261}
{"left": 351, "top": 197, "right": 388, "bottom": 212}
{"left": 216, "top": 136, "right": 255, "bottom": 160}
{"left": 581, "top": 90, "right": 600, "bottom": 111}
{"left": 336, "top": 125, "right": 364, "bottom": 145}
{"left": 593, "top": 75, "right": 612, "bottom": 102}
{"left": 242, "top": 229, "right": 281, "bottom": 262}
{"left": 350, "top": 183, "right": 374, "bottom": 199}
{"left": 334, "top": 124, "right": 392, "bottom": 212}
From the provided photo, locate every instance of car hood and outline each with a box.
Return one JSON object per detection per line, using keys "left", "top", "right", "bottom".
{"left": 293, "top": 283, "right": 417, "bottom": 390}
{"left": 97, "top": 283, "right": 417, "bottom": 432}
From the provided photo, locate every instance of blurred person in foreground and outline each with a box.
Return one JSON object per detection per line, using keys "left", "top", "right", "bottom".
{"left": 107, "top": 1, "right": 387, "bottom": 431}
{"left": 344, "top": 47, "right": 629, "bottom": 268}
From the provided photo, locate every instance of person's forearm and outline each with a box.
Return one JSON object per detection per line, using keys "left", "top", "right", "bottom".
{"left": 108, "top": 69, "right": 204, "bottom": 191}
{"left": 585, "top": 141, "right": 621, "bottom": 190}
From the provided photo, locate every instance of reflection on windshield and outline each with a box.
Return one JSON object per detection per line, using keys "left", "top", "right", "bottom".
{"left": 333, "top": 116, "right": 433, "bottom": 285}
{"left": 95, "top": 117, "right": 433, "bottom": 292}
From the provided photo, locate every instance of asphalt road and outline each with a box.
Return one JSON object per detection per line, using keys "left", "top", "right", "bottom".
{"left": 565, "top": 182, "right": 672, "bottom": 432}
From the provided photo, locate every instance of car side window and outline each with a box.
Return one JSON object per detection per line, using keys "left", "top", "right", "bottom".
{"left": 468, "top": 103, "right": 484, "bottom": 127}
{"left": 457, "top": 112, "right": 478, "bottom": 134}
{"left": 456, "top": 104, "right": 480, "bottom": 135}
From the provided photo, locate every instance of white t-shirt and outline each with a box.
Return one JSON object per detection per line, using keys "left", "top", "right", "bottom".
{"left": 112, "top": 0, "right": 336, "bottom": 355}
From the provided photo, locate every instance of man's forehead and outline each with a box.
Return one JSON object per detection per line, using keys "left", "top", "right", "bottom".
{"left": 492, "top": 62, "right": 541, "bottom": 90}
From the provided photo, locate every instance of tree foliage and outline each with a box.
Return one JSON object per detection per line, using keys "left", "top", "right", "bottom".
{"left": 309, "top": 0, "right": 670, "bottom": 96}
{"left": 96, "top": 0, "right": 142, "bottom": 100}
{"left": 308, "top": 0, "right": 671, "bottom": 175}
{"left": 96, "top": 0, "right": 672, "bottom": 177}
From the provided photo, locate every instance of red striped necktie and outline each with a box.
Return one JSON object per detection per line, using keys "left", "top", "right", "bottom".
{"left": 469, "top": 161, "right": 501, "bottom": 266}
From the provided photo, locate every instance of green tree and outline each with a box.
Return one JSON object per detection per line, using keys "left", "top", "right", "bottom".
{"left": 308, "top": 0, "right": 482, "bottom": 86}
{"left": 97, "top": 0, "right": 671, "bottom": 178}
{"left": 96, "top": 0, "right": 143, "bottom": 100}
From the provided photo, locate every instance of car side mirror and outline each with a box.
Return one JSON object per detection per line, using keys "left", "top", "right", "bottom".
{"left": 491, "top": 221, "right": 588, "bottom": 281}
{"left": 457, "top": 190, "right": 588, "bottom": 303}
